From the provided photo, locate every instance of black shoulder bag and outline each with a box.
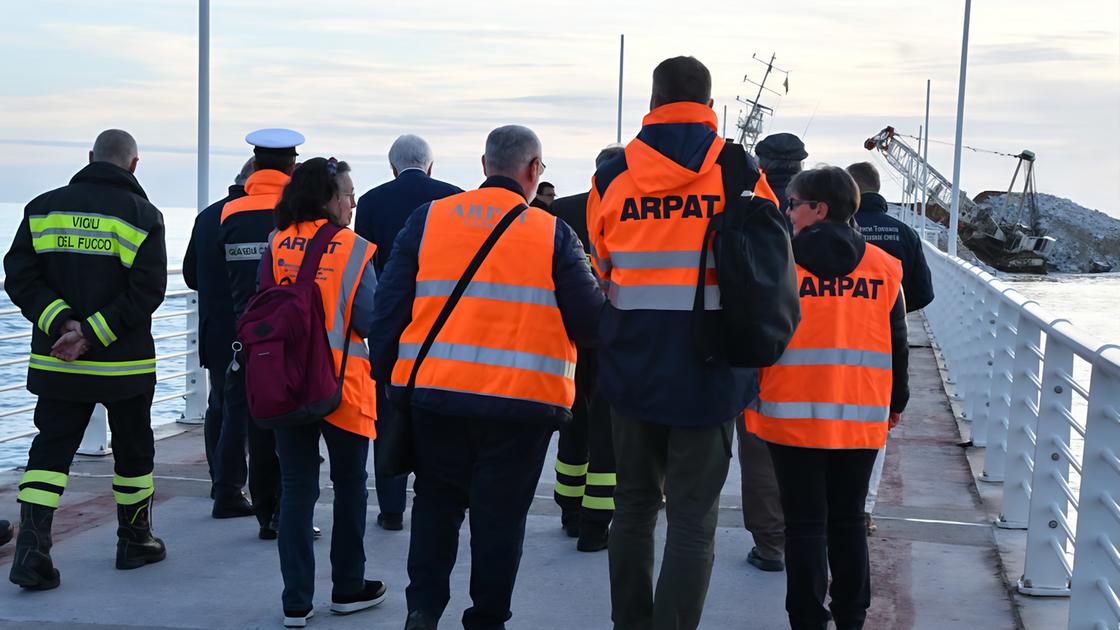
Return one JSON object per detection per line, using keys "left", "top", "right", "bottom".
{"left": 375, "top": 203, "right": 530, "bottom": 478}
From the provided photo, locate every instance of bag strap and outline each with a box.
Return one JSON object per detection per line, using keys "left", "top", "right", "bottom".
{"left": 404, "top": 202, "right": 530, "bottom": 405}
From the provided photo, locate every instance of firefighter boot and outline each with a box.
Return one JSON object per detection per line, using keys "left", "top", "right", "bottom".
{"left": 9, "top": 502, "right": 61, "bottom": 590}
{"left": 115, "top": 497, "right": 166, "bottom": 570}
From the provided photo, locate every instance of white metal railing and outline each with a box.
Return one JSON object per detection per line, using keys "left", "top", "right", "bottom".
{"left": 0, "top": 269, "right": 206, "bottom": 453}
{"left": 921, "top": 240, "right": 1120, "bottom": 629}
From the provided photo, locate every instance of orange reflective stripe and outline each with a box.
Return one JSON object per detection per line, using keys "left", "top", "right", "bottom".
{"left": 748, "top": 245, "right": 902, "bottom": 450}
{"left": 391, "top": 187, "right": 576, "bottom": 409}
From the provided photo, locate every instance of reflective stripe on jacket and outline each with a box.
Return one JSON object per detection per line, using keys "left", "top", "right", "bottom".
{"left": 269, "top": 220, "right": 377, "bottom": 438}
{"left": 745, "top": 244, "right": 902, "bottom": 449}
{"left": 390, "top": 186, "right": 577, "bottom": 413}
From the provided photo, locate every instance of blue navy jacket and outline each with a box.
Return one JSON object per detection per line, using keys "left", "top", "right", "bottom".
{"left": 354, "top": 169, "right": 461, "bottom": 273}
{"left": 854, "top": 192, "right": 935, "bottom": 312}
{"left": 184, "top": 185, "right": 243, "bottom": 369}
{"left": 367, "top": 176, "right": 604, "bottom": 425}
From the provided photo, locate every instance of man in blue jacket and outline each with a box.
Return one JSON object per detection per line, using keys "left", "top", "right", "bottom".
{"left": 354, "top": 134, "right": 461, "bottom": 531}
{"left": 183, "top": 158, "right": 254, "bottom": 519}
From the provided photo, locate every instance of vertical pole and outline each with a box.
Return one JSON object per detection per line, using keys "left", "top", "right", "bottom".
{"left": 922, "top": 79, "right": 932, "bottom": 244}
{"left": 616, "top": 34, "right": 624, "bottom": 144}
{"left": 947, "top": 0, "right": 971, "bottom": 258}
{"left": 182, "top": 0, "right": 210, "bottom": 425}
{"left": 915, "top": 125, "right": 923, "bottom": 227}
{"left": 723, "top": 105, "right": 728, "bottom": 138}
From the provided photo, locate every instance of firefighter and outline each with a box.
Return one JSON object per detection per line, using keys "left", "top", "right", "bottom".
{"left": 218, "top": 128, "right": 302, "bottom": 539}
{"left": 4, "top": 129, "right": 168, "bottom": 590}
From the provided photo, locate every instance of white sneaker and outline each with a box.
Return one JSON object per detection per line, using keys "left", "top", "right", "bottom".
{"left": 283, "top": 608, "right": 314, "bottom": 627}
{"left": 330, "top": 580, "right": 388, "bottom": 615}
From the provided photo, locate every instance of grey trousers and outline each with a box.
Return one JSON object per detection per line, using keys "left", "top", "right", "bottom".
{"left": 608, "top": 409, "right": 733, "bottom": 630}
{"left": 735, "top": 419, "right": 786, "bottom": 561}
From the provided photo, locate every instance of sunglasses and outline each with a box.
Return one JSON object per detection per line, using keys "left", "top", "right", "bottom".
{"left": 788, "top": 198, "right": 821, "bottom": 209}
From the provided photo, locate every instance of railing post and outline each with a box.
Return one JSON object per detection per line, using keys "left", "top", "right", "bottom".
{"left": 982, "top": 296, "right": 1018, "bottom": 482}
{"left": 179, "top": 292, "right": 207, "bottom": 425}
{"left": 77, "top": 404, "right": 111, "bottom": 456}
{"left": 998, "top": 312, "right": 1042, "bottom": 529}
{"left": 1019, "top": 330, "right": 1074, "bottom": 596}
{"left": 965, "top": 271, "right": 997, "bottom": 446}
{"left": 1067, "top": 350, "right": 1120, "bottom": 629}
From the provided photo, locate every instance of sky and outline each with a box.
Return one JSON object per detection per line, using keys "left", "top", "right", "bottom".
{"left": 1, "top": 0, "right": 1118, "bottom": 218}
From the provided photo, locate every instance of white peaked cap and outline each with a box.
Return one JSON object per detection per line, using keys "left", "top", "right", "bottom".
{"left": 245, "top": 128, "right": 305, "bottom": 151}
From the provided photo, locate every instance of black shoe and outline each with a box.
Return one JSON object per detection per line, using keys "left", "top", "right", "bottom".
{"left": 560, "top": 510, "right": 580, "bottom": 538}
{"left": 377, "top": 512, "right": 404, "bottom": 531}
{"left": 404, "top": 609, "right": 441, "bottom": 630}
{"left": 212, "top": 494, "right": 254, "bottom": 519}
{"left": 0, "top": 519, "right": 12, "bottom": 547}
{"left": 576, "top": 526, "right": 608, "bottom": 552}
{"left": 116, "top": 497, "right": 167, "bottom": 570}
{"left": 746, "top": 546, "right": 784, "bottom": 572}
{"left": 283, "top": 607, "right": 314, "bottom": 627}
{"left": 9, "top": 503, "right": 60, "bottom": 590}
{"left": 259, "top": 526, "right": 278, "bottom": 540}
{"left": 331, "top": 579, "right": 387, "bottom": 615}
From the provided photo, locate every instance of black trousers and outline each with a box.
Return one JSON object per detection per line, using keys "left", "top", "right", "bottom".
{"left": 767, "top": 443, "right": 879, "bottom": 630}
{"left": 608, "top": 410, "right": 732, "bottom": 630}
{"left": 406, "top": 408, "right": 553, "bottom": 630}
{"left": 224, "top": 363, "right": 280, "bottom": 527}
{"left": 735, "top": 420, "right": 785, "bottom": 560}
{"left": 22, "top": 391, "right": 155, "bottom": 509}
{"left": 373, "top": 383, "right": 408, "bottom": 516}
{"left": 554, "top": 351, "right": 615, "bottom": 529}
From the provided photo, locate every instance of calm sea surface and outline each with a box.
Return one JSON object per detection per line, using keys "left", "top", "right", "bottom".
{"left": 0, "top": 201, "right": 1116, "bottom": 465}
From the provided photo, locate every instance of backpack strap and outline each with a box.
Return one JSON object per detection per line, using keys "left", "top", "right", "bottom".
{"left": 298, "top": 223, "right": 343, "bottom": 283}
{"left": 404, "top": 202, "right": 530, "bottom": 407}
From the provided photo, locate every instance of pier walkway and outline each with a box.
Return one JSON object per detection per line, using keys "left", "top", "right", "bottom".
{"left": 0, "top": 318, "right": 1026, "bottom": 629}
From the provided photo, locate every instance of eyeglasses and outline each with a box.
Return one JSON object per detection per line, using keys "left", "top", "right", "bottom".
{"left": 788, "top": 198, "right": 821, "bottom": 209}
{"left": 532, "top": 158, "right": 547, "bottom": 174}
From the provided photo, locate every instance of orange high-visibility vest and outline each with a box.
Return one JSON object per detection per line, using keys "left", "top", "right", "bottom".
{"left": 390, "top": 186, "right": 577, "bottom": 411}
{"left": 270, "top": 220, "right": 377, "bottom": 438}
{"left": 745, "top": 243, "right": 902, "bottom": 450}
{"left": 588, "top": 102, "right": 779, "bottom": 311}
{"left": 222, "top": 170, "right": 288, "bottom": 223}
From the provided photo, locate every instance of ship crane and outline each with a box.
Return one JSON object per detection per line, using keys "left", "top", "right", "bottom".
{"left": 735, "top": 53, "right": 789, "bottom": 152}
{"left": 864, "top": 126, "right": 1055, "bottom": 272}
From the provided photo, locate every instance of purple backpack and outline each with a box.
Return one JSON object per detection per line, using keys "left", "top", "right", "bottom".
{"left": 236, "top": 223, "right": 351, "bottom": 427}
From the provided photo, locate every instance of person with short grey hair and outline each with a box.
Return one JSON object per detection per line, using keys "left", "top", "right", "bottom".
{"left": 388, "top": 134, "right": 435, "bottom": 175}
{"left": 90, "top": 129, "right": 139, "bottom": 172}
{"left": 367, "top": 125, "right": 603, "bottom": 629}
{"left": 353, "top": 137, "right": 461, "bottom": 532}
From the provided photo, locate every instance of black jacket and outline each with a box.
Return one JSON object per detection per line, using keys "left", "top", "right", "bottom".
{"left": 354, "top": 169, "right": 461, "bottom": 273}
{"left": 184, "top": 185, "right": 243, "bottom": 369}
{"left": 792, "top": 222, "right": 910, "bottom": 413}
{"left": 854, "top": 192, "right": 935, "bottom": 312}
{"left": 549, "top": 192, "right": 591, "bottom": 253}
{"left": 4, "top": 162, "right": 167, "bottom": 402}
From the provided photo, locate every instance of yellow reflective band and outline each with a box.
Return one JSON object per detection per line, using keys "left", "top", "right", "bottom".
{"left": 38, "top": 299, "right": 69, "bottom": 334}
{"left": 18, "top": 487, "right": 60, "bottom": 509}
{"left": 555, "top": 460, "right": 589, "bottom": 477}
{"left": 29, "top": 212, "right": 149, "bottom": 268}
{"left": 586, "top": 472, "right": 617, "bottom": 487}
{"left": 21, "top": 469, "right": 68, "bottom": 488}
{"left": 112, "top": 473, "right": 153, "bottom": 488}
{"left": 113, "top": 486, "right": 154, "bottom": 506}
{"left": 87, "top": 312, "right": 117, "bottom": 346}
{"left": 554, "top": 482, "right": 585, "bottom": 498}
{"left": 581, "top": 495, "right": 615, "bottom": 511}
{"left": 29, "top": 353, "right": 156, "bottom": 376}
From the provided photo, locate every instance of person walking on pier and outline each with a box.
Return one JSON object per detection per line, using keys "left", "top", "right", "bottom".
{"left": 220, "top": 128, "right": 300, "bottom": 539}
{"left": 183, "top": 157, "right": 255, "bottom": 519}
{"left": 737, "top": 132, "right": 808, "bottom": 573}
{"left": 587, "top": 56, "right": 780, "bottom": 630}
{"left": 368, "top": 125, "right": 603, "bottom": 630}
{"left": 4, "top": 129, "right": 168, "bottom": 590}
{"left": 354, "top": 134, "right": 461, "bottom": 532}
{"left": 256, "top": 157, "right": 387, "bottom": 627}
{"left": 549, "top": 144, "right": 623, "bottom": 552}
{"left": 847, "top": 161, "right": 934, "bottom": 535}
{"left": 746, "top": 166, "right": 910, "bottom": 630}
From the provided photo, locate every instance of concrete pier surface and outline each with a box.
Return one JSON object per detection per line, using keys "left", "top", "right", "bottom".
{"left": 0, "top": 317, "right": 1031, "bottom": 629}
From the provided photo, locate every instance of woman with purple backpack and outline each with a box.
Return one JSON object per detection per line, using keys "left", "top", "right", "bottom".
{"left": 255, "top": 157, "right": 386, "bottom": 627}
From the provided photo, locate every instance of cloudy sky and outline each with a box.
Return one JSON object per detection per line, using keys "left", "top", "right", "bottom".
{"left": 2, "top": 0, "right": 1118, "bottom": 218}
